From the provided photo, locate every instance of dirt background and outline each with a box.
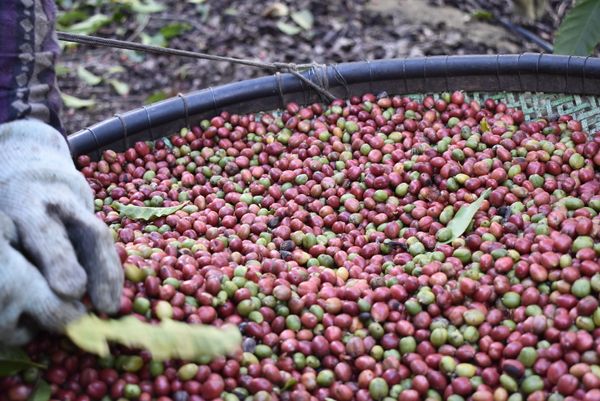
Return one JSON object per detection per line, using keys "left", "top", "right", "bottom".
{"left": 56, "top": 0, "right": 576, "bottom": 135}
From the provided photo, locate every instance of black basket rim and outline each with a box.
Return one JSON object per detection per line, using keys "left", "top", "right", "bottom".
{"left": 67, "top": 53, "right": 600, "bottom": 157}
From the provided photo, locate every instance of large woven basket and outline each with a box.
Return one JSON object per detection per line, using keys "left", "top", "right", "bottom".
{"left": 67, "top": 53, "right": 600, "bottom": 158}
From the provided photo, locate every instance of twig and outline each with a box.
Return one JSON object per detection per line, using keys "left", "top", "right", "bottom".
{"left": 56, "top": 32, "right": 336, "bottom": 101}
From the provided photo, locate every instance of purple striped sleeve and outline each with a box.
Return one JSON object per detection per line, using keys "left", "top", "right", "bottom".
{"left": 0, "top": 0, "right": 63, "bottom": 134}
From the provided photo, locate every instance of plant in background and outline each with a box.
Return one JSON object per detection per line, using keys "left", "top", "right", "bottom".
{"left": 554, "top": 0, "right": 600, "bottom": 56}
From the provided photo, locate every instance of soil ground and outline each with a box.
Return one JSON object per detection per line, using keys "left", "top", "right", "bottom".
{"left": 56, "top": 0, "right": 576, "bottom": 135}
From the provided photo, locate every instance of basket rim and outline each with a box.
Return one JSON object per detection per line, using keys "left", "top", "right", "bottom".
{"left": 67, "top": 53, "right": 600, "bottom": 157}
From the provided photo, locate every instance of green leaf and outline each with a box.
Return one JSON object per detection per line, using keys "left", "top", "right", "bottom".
{"left": 56, "top": 0, "right": 74, "bottom": 8}
{"left": 162, "top": 137, "right": 173, "bottom": 149}
{"left": 61, "top": 93, "right": 96, "bottom": 109}
{"left": 442, "top": 189, "right": 491, "bottom": 244}
{"left": 108, "top": 79, "right": 130, "bottom": 96}
{"left": 0, "top": 345, "right": 45, "bottom": 377}
{"left": 57, "top": 10, "right": 89, "bottom": 27}
{"left": 112, "top": 201, "right": 188, "bottom": 221}
{"left": 140, "top": 32, "right": 167, "bottom": 47}
{"left": 29, "top": 380, "right": 51, "bottom": 401}
{"left": 144, "top": 90, "right": 169, "bottom": 104}
{"left": 62, "top": 14, "right": 112, "bottom": 34}
{"left": 114, "top": 0, "right": 166, "bottom": 13}
{"left": 480, "top": 118, "right": 490, "bottom": 132}
{"left": 282, "top": 377, "right": 298, "bottom": 391}
{"left": 106, "top": 65, "right": 126, "bottom": 75}
{"left": 65, "top": 315, "right": 242, "bottom": 361}
{"left": 55, "top": 63, "right": 71, "bottom": 77}
{"left": 554, "top": 0, "right": 600, "bottom": 56}
{"left": 277, "top": 21, "right": 302, "bottom": 36}
{"left": 77, "top": 66, "right": 102, "bottom": 86}
{"left": 263, "top": 2, "right": 289, "bottom": 18}
{"left": 130, "top": 0, "right": 166, "bottom": 13}
{"left": 291, "top": 10, "right": 314, "bottom": 31}
{"left": 197, "top": 4, "right": 211, "bottom": 22}
{"left": 471, "top": 9, "right": 493, "bottom": 21}
{"left": 159, "top": 23, "right": 192, "bottom": 40}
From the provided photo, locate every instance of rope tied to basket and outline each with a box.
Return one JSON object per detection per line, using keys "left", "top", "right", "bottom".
{"left": 57, "top": 32, "right": 337, "bottom": 102}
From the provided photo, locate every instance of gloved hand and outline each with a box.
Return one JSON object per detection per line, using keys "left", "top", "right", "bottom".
{"left": 0, "top": 119, "right": 123, "bottom": 343}
{"left": 0, "top": 212, "right": 85, "bottom": 345}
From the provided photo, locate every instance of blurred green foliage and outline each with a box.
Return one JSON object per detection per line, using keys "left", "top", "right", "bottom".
{"left": 553, "top": 0, "right": 600, "bottom": 56}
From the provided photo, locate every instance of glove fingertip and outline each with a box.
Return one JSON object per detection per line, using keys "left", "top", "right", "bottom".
{"left": 35, "top": 300, "right": 86, "bottom": 334}
{"left": 0, "top": 213, "right": 17, "bottom": 242}
{"left": 47, "top": 263, "right": 88, "bottom": 301}
{"left": 89, "top": 268, "right": 124, "bottom": 315}
{"left": 86, "top": 232, "right": 125, "bottom": 315}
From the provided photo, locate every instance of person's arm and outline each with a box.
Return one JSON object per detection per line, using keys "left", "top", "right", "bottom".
{"left": 0, "top": 0, "right": 63, "bottom": 132}
{"left": 0, "top": 0, "right": 124, "bottom": 345}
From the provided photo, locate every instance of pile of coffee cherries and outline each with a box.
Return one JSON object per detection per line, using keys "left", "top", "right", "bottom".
{"left": 2, "top": 92, "right": 600, "bottom": 401}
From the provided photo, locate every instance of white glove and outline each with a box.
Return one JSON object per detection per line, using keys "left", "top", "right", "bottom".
{"left": 0, "top": 212, "right": 86, "bottom": 345}
{"left": 0, "top": 119, "right": 123, "bottom": 343}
